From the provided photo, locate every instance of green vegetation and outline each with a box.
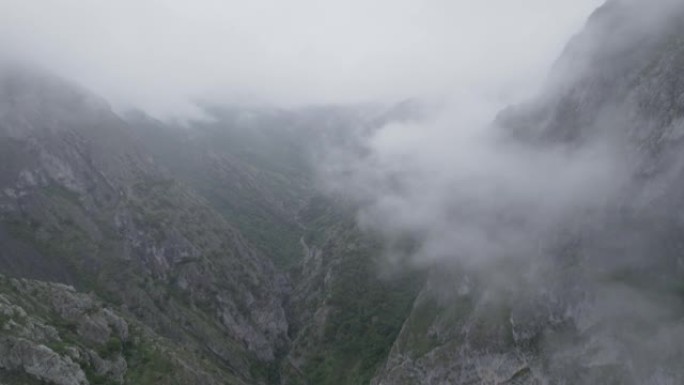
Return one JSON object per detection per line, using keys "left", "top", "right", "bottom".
{"left": 99, "top": 336, "right": 123, "bottom": 359}
{"left": 206, "top": 189, "right": 304, "bottom": 269}
{"left": 0, "top": 103, "right": 430, "bottom": 385}
{"left": 123, "top": 340, "right": 176, "bottom": 384}
{"left": 299, "top": 229, "right": 424, "bottom": 385}
{"left": 399, "top": 297, "right": 442, "bottom": 357}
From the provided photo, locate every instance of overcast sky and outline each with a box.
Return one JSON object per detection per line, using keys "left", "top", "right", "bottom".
{"left": 0, "top": 0, "right": 602, "bottom": 117}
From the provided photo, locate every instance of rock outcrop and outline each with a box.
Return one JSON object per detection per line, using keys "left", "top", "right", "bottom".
{"left": 0, "top": 274, "right": 231, "bottom": 384}
{"left": 373, "top": 1, "right": 684, "bottom": 384}
{"left": 0, "top": 67, "right": 289, "bottom": 383}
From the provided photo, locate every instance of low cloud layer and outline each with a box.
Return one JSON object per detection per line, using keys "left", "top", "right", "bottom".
{"left": 317, "top": 0, "right": 684, "bottom": 275}
{"left": 6, "top": 1, "right": 684, "bottom": 381}
{"left": 320, "top": 93, "right": 630, "bottom": 272}
{"left": 0, "top": 0, "right": 601, "bottom": 117}
{"left": 319, "top": 2, "right": 684, "bottom": 381}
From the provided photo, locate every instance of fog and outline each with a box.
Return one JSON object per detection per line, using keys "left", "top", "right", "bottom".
{"left": 1, "top": 0, "right": 601, "bottom": 117}
{"left": 320, "top": 97, "right": 631, "bottom": 271}
{"left": 316, "top": 0, "right": 684, "bottom": 273}
{"left": 317, "top": 1, "right": 684, "bottom": 382}
{"left": 1, "top": 0, "right": 622, "bottom": 289}
{"left": 4, "top": 0, "right": 684, "bottom": 382}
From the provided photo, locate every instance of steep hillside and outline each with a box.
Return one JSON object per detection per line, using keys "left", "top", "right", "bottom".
{"left": 372, "top": 1, "right": 684, "bottom": 384}
{"left": 279, "top": 204, "right": 423, "bottom": 385}
{"left": 0, "top": 67, "right": 289, "bottom": 384}
{"left": 126, "top": 104, "right": 401, "bottom": 269}
{"left": 0, "top": 274, "right": 235, "bottom": 385}
{"left": 0, "top": 64, "right": 424, "bottom": 385}
{"left": 127, "top": 106, "right": 426, "bottom": 384}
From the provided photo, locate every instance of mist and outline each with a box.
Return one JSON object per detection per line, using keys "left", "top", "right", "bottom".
{"left": 6, "top": 0, "right": 684, "bottom": 383}
{"left": 0, "top": 0, "right": 616, "bottom": 272}
{"left": 317, "top": 0, "right": 684, "bottom": 273}
{"left": 316, "top": 1, "right": 684, "bottom": 382}
{"left": 0, "top": 0, "right": 601, "bottom": 118}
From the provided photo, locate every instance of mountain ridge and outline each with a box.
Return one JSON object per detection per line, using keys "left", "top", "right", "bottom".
{"left": 3, "top": 1, "right": 684, "bottom": 384}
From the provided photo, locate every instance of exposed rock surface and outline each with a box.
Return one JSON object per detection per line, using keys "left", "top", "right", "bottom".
{"left": 373, "top": 1, "right": 684, "bottom": 384}
{"left": 0, "top": 61, "right": 420, "bottom": 385}
{"left": 0, "top": 274, "right": 232, "bottom": 384}
{"left": 0, "top": 67, "right": 290, "bottom": 382}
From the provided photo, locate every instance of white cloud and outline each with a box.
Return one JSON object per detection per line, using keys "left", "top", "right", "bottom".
{"left": 0, "top": 0, "right": 602, "bottom": 117}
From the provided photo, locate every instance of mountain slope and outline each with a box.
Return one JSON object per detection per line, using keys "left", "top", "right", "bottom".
{"left": 0, "top": 274, "right": 237, "bottom": 385}
{"left": 373, "top": 1, "right": 684, "bottom": 384}
{"left": 0, "top": 66, "right": 289, "bottom": 383}
{"left": 0, "top": 64, "right": 424, "bottom": 385}
{"left": 126, "top": 106, "right": 426, "bottom": 385}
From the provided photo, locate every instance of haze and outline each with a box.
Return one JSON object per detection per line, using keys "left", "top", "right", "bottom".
{"left": 1, "top": 0, "right": 601, "bottom": 117}
{"left": 4, "top": 1, "right": 684, "bottom": 382}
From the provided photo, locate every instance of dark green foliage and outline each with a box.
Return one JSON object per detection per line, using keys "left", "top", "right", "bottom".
{"left": 301, "top": 232, "right": 424, "bottom": 385}
{"left": 206, "top": 190, "right": 304, "bottom": 269}
{"left": 0, "top": 90, "right": 430, "bottom": 385}
{"left": 99, "top": 336, "right": 123, "bottom": 358}
{"left": 131, "top": 113, "right": 314, "bottom": 269}
{"left": 250, "top": 360, "right": 281, "bottom": 384}
{"left": 122, "top": 341, "right": 177, "bottom": 384}
{"left": 0, "top": 313, "right": 11, "bottom": 328}
{"left": 399, "top": 297, "right": 443, "bottom": 357}
{"left": 83, "top": 366, "right": 118, "bottom": 385}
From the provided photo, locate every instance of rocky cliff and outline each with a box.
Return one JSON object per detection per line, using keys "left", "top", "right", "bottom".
{"left": 372, "top": 1, "right": 684, "bottom": 384}
{"left": 0, "top": 273, "right": 239, "bottom": 385}
{"left": 0, "top": 62, "right": 422, "bottom": 384}
{"left": 0, "top": 66, "right": 290, "bottom": 383}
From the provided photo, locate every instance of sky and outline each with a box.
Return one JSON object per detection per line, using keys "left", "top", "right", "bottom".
{"left": 0, "top": 0, "right": 603, "bottom": 117}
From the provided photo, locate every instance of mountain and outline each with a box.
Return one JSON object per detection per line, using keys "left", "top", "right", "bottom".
{"left": 0, "top": 274, "right": 234, "bottom": 385}
{"left": 126, "top": 104, "right": 426, "bottom": 385}
{"left": 3, "top": 1, "right": 684, "bottom": 384}
{"left": 0, "top": 66, "right": 291, "bottom": 383}
{"left": 372, "top": 1, "right": 684, "bottom": 384}
{"left": 0, "top": 63, "right": 423, "bottom": 384}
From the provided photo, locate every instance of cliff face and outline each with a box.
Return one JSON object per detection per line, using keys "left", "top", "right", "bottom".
{"left": 372, "top": 1, "right": 684, "bottom": 384}
{"left": 127, "top": 106, "right": 424, "bottom": 385}
{"left": 0, "top": 63, "right": 420, "bottom": 385}
{"left": 0, "top": 67, "right": 290, "bottom": 383}
{"left": 0, "top": 274, "right": 236, "bottom": 385}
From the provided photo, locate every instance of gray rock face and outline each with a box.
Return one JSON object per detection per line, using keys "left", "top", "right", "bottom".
{"left": 0, "top": 276, "right": 124, "bottom": 384}
{"left": 0, "top": 274, "right": 233, "bottom": 385}
{"left": 373, "top": 2, "right": 684, "bottom": 384}
{"left": 0, "top": 338, "right": 87, "bottom": 385}
{"left": 0, "top": 63, "right": 292, "bottom": 381}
